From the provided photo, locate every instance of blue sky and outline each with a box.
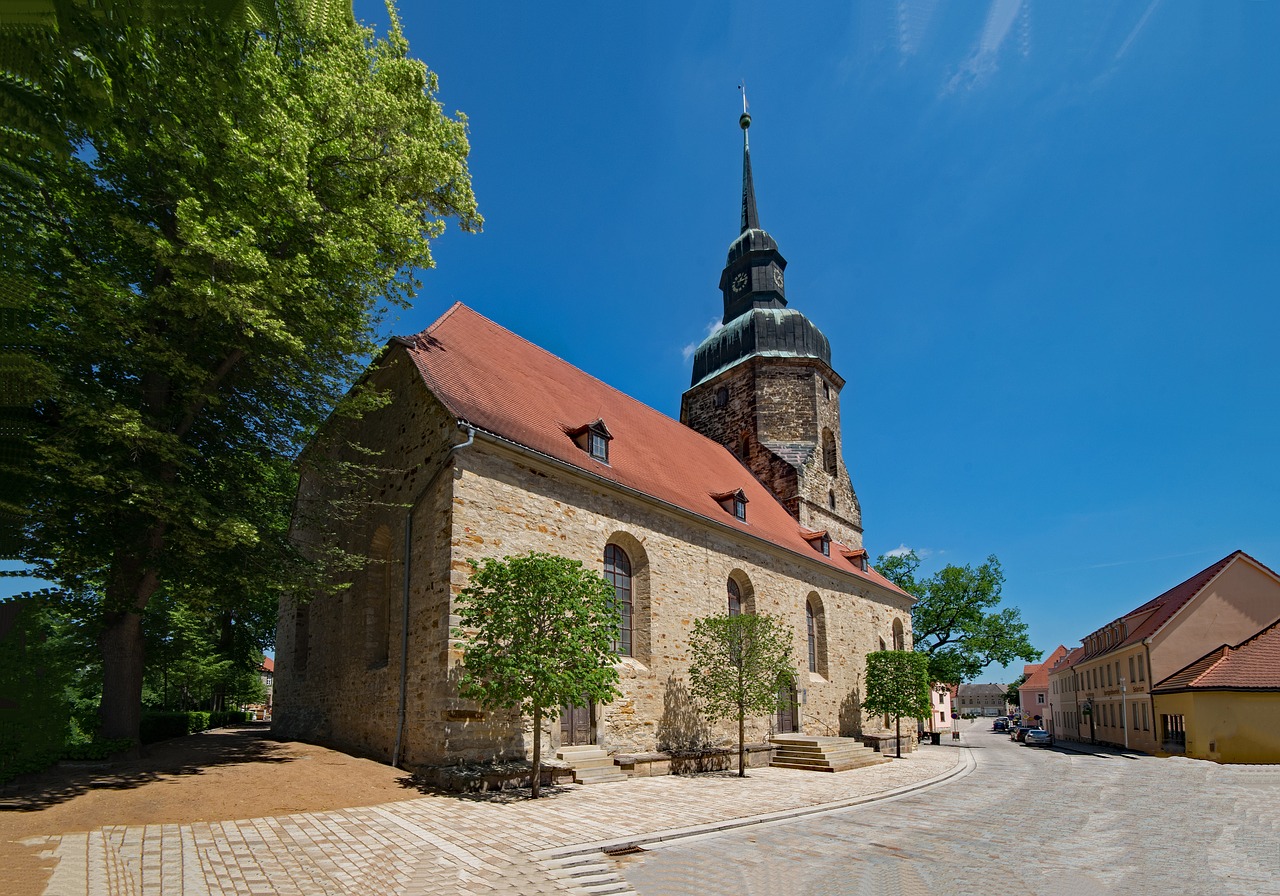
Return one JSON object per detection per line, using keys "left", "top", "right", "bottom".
{"left": 7, "top": 1, "right": 1278, "bottom": 683}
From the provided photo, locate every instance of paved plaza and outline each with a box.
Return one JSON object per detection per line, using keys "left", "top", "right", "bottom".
{"left": 20, "top": 739, "right": 961, "bottom": 895}
{"left": 620, "top": 720, "right": 1280, "bottom": 896}
{"left": 17, "top": 720, "right": 1280, "bottom": 895}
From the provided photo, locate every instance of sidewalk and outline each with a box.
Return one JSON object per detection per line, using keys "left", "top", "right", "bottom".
{"left": 26, "top": 744, "right": 968, "bottom": 896}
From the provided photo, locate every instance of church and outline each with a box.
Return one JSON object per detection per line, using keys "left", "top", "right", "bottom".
{"left": 273, "top": 111, "right": 914, "bottom": 769}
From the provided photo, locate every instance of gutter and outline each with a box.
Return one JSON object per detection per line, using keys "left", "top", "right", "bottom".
{"left": 391, "top": 423, "right": 474, "bottom": 769}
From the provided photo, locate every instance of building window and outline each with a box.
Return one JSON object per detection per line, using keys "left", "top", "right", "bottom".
{"left": 822, "top": 429, "right": 837, "bottom": 475}
{"left": 892, "top": 618, "right": 905, "bottom": 651}
{"left": 604, "top": 544, "right": 632, "bottom": 656}
{"left": 820, "top": 534, "right": 830, "bottom": 556}
{"left": 828, "top": 489, "right": 836, "bottom": 510}
{"left": 727, "top": 577, "right": 741, "bottom": 616}
{"left": 714, "top": 386, "right": 729, "bottom": 408}
{"left": 589, "top": 431, "right": 609, "bottom": 461}
{"left": 1037, "top": 693, "right": 1045, "bottom": 705}
{"left": 822, "top": 379, "right": 830, "bottom": 400}
{"left": 806, "top": 602, "right": 817, "bottom": 672}
{"left": 1141, "top": 703, "right": 1149, "bottom": 731}
{"left": 1129, "top": 656, "right": 1135, "bottom": 684}
{"left": 734, "top": 496, "right": 747, "bottom": 521}
{"left": 1162, "top": 714, "right": 1186, "bottom": 752}
{"left": 1107, "top": 665, "right": 1113, "bottom": 687}
{"left": 1137, "top": 655, "right": 1145, "bottom": 682}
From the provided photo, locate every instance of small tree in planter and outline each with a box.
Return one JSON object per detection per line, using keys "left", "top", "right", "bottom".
{"left": 454, "top": 552, "right": 621, "bottom": 798}
{"left": 687, "top": 613, "right": 794, "bottom": 777}
{"left": 862, "top": 650, "right": 931, "bottom": 758}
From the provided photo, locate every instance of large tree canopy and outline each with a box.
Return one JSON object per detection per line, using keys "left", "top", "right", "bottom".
{"left": 877, "top": 551, "right": 1039, "bottom": 686}
{"left": 10, "top": 2, "right": 480, "bottom": 742}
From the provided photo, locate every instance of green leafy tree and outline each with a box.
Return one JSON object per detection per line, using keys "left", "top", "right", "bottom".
{"left": 687, "top": 613, "right": 795, "bottom": 777}
{"left": 1004, "top": 673, "right": 1028, "bottom": 713}
{"left": 862, "top": 650, "right": 931, "bottom": 759}
{"left": 454, "top": 552, "right": 621, "bottom": 799}
{"left": 876, "top": 551, "right": 1039, "bottom": 685}
{"left": 11, "top": 3, "right": 479, "bottom": 743}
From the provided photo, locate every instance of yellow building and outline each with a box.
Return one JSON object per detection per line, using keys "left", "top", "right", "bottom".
{"left": 1151, "top": 618, "right": 1280, "bottom": 763}
{"left": 1047, "top": 551, "right": 1280, "bottom": 755}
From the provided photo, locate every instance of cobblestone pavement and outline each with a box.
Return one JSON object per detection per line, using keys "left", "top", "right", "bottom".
{"left": 618, "top": 719, "right": 1280, "bottom": 896}
{"left": 23, "top": 743, "right": 961, "bottom": 895}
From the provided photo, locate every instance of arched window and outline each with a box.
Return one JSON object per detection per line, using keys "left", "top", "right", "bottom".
{"left": 807, "top": 593, "right": 828, "bottom": 677}
{"left": 727, "top": 578, "right": 741, "bottom": 616}
{"left": 806, "top": 601, "right": 817, "bottom": 672}
{"left": 828, "top": 489, "right": 836, "bottom": 510}
{"left": 822, "top": 429, "right": 837, "bottom": 475}
{"left": 892, "top": 618, "right": 905, "bottom": 651}
{"left": 604, "top": 544, "right": 632, "bottom": 656}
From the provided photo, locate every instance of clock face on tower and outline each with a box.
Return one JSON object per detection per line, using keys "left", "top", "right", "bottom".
{"left": 732, "top": 272, "right": 748, "bottom": 293}
{"left": 773, "top": 267, "right": 784, "bottom": 289}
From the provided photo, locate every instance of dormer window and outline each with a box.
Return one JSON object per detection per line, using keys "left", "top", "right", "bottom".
{"left": 802, "top": 529, "right": 831, "bottom": 556}
{"left": 843, "top": 546, "right": 868, "bottom": 572}
{"left": 565, "top": 419, "right": 613, "bottom": 464}
{"left": 712, "top": 488, "right": 748, "bottom": 522}
{"left": 589, "top": 430, "right": 608, "bottom": 461}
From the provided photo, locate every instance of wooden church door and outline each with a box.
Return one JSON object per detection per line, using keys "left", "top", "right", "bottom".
{"left": 560, "top": 701, "right": 595, "bottom": 746}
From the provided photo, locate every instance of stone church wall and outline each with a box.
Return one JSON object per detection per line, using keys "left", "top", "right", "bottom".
{"left": 446, "top": 436, "right": 912, "bottom": 760}
{"left": 277, "top": 348, "right": 911, "bottom": 769}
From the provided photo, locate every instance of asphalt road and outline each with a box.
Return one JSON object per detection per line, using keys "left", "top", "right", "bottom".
{"left": 617, "top": 719, "right": 1280, "bottom": 896}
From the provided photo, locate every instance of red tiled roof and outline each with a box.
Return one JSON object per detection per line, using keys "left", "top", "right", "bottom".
{"left": 399, "top": 304, "right": 909, "bottom": 596}
{"left": 1153, "top": 619, "right": 1280, "bottom": 692}
{"left": 261, "top": 656, "right": 274, "bottom": 673}
{"left": 1020, "top": 645, "right": 1069, "bottom": 691}
{"left": 1077, "top": 551, "right": 1276, "bottom": 659}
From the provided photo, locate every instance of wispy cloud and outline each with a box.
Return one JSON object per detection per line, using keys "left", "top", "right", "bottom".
{"left": 1115, "top": 0, "right": 1162, "bottom": 61}
{"left": 1074, "top": 547, "right": 1215, "bottom": 572}
{"left": 942, "top": 0, "right": 1022, "bottom": 94}
{"left": 681, "top": 317, "right": 724, "bottom": 362}
{"left": 885, "top": 543, "right": 938, "bottom": 560}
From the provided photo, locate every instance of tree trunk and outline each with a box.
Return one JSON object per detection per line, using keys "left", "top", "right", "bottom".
{"left": 530, "top": 704, "right": 542, "bottom": 799}
{"left": 738, "top": 707, "right": 746, "bottom": 777}
{"left": 99, "top": 610, "right": 146, "bottom": 743}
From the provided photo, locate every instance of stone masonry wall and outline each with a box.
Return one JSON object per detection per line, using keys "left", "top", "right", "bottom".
{"left": 444, "top": 437, "right": 912, "bottom": 761}
{"left": 681, "top": 356, "right": 863, "bottom": 549}
{"left": 275, "top": 347, "right": 471, "bottom": 764}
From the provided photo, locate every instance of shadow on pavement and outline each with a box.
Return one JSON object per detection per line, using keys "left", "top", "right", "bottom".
{"left": 0, "top": 725, "right": 297, "bottom": 812}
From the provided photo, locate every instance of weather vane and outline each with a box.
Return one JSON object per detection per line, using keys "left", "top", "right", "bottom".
{"left": 738, "top": 80, "right": 751, "bottom": 140}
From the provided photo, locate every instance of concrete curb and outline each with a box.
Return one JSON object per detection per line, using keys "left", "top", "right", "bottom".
{"left": 532, "top": 746, "right": 978, "bottom": 862}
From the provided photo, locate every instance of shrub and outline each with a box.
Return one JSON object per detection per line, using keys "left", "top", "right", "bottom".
{"left": 139, "top": 709, "right": 252, "bottom": 743}
{"left": 61, "top": 738, "right": 133, "bottom": 761}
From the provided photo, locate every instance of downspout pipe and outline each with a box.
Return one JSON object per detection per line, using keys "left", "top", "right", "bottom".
{"left": 392, "top": 423, "right": 474, "bottom": 769}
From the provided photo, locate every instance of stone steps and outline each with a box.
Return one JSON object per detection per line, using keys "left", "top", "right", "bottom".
{"left": 556, "top": 745, "right": 628, "bottom": 785}
{"left": 768, "top": 735, "right": 891, "bottom": 772}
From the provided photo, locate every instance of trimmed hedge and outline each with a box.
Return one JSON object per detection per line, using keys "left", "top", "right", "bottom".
{"left": 140, "top": 710, "right": 253, "bottom": 744}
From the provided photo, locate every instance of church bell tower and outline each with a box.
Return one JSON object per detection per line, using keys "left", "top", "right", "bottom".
{"left": 680, "top": 105, "right": 863, "bottom": 549}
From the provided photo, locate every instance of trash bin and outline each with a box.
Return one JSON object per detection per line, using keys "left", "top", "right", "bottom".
{"left": 930, "top": 732, "right": 942, "bottom": 745}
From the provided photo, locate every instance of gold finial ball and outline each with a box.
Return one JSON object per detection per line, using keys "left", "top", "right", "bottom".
{"left": 739, "top": 111, "right": 751, "bottom": 130}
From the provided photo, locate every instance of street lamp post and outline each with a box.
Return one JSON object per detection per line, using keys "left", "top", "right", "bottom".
{"left": 1120, "top": 678, "right": 1129, "bottom": 750}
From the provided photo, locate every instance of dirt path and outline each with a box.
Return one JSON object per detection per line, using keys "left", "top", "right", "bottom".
{"left": 0, "top": 725, "right": 420, "bottom": 896}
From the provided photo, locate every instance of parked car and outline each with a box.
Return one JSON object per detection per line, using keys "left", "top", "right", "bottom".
{"left": 1011, "top": 725, "right": 1037, "bottom": 742}
{"left": 993, "top": 719, "right": 1009, "bottom": 732}
{"left": 1024, "top": 728, "right": 1054, "bottom": 747}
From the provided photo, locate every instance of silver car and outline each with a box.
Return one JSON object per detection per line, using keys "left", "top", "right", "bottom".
{"left": 1024, "top": 728, "right": 1053, "bottom": 747}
